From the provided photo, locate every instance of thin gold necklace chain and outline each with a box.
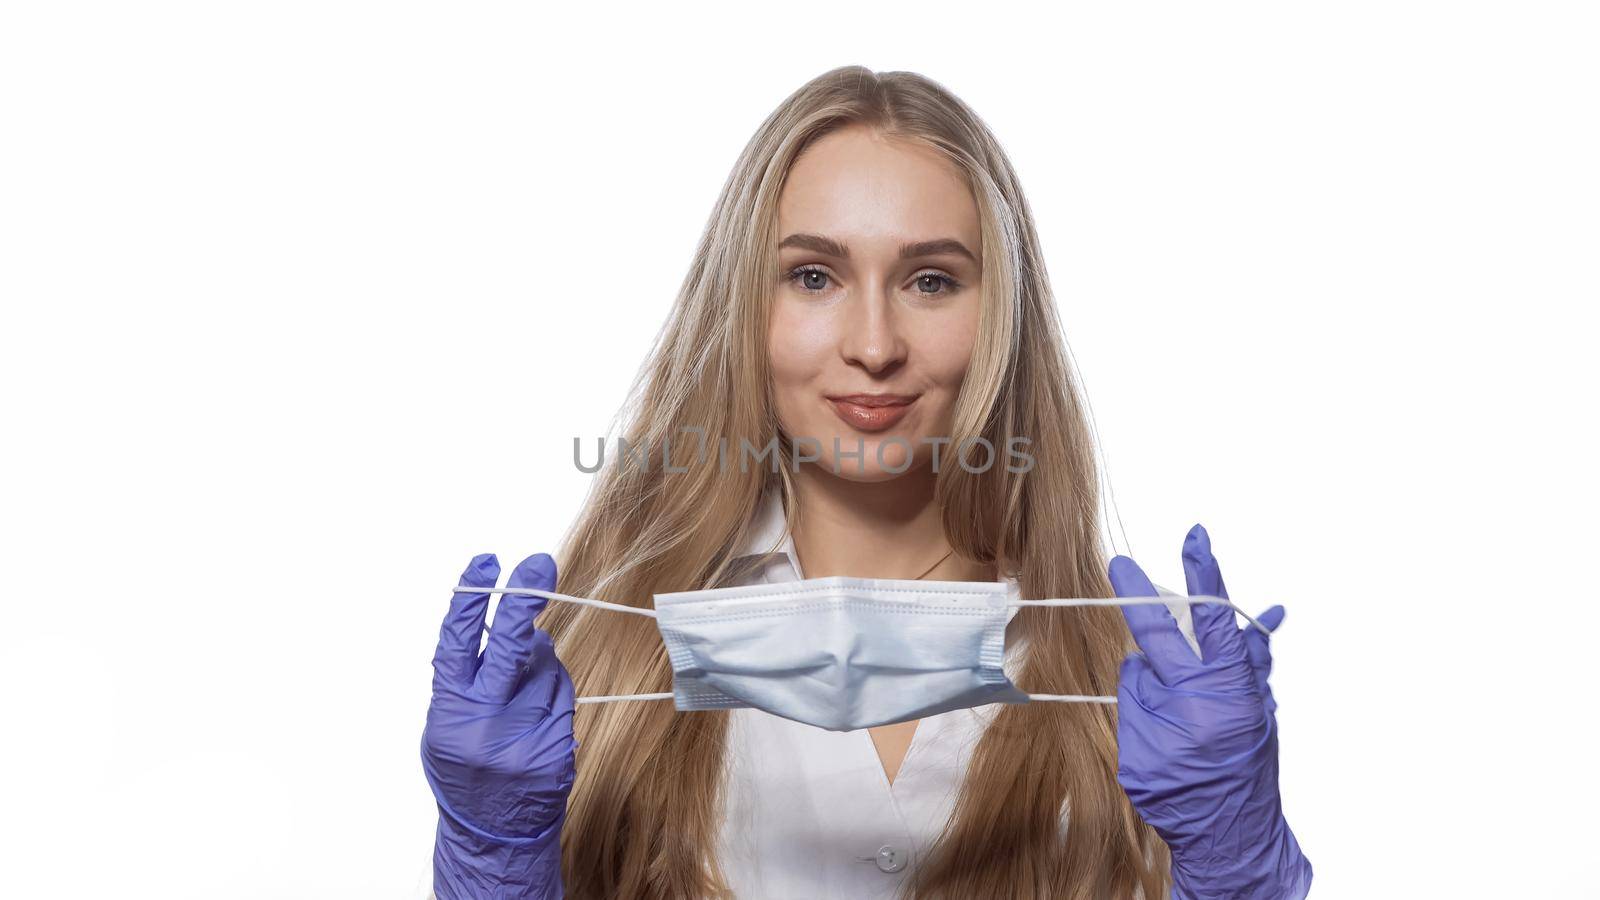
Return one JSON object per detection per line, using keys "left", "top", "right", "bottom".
{"left": 912, "top": 547, "right": 956, "bottom": 581}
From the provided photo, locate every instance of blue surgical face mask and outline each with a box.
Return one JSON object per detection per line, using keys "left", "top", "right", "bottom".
{"left": 457, "top": 574, "right": 1266, "bottom": 732}
{"left": 654, "top": 576, "right": 1029, "bottom": 731}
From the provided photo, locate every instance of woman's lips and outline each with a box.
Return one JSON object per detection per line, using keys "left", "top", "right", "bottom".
{"left": 826, "top": 394, "right": 919, "bottom": 433}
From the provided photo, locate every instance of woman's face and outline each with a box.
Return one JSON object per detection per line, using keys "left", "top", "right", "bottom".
{"left": 769, "top": 124, "right": 984, "bottom": 482}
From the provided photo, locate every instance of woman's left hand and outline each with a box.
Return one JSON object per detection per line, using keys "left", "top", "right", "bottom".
{"left": 1110, "top": 525, "right": 1313, "bottom": 900}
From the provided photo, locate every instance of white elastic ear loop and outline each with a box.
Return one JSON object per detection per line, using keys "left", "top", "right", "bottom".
{"left": 1010, "top": 595, "right": 1273, "bottom": 636}
{"left": 450, "top": 584, "right": 672, "bottom": 704}
{"left": 454, "top": 584, "right": 658, "bottom": 618}
{"left": 1011, "top": 595, "right": 1273, "bottom": 704}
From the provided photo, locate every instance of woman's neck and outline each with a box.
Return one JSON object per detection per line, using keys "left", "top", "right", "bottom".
{"left": 788, "top": 464, "right": 992, "bottom": 582}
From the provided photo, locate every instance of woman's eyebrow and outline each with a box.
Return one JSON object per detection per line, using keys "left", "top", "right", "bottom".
{"left": 899, "top": 238, "right": 977, "bottom": 263}
{"left": 778, "top": 233, "right": 850, "bottom": 258}
{"left": 778, "top": 233, "right": 977, "bottom": 263}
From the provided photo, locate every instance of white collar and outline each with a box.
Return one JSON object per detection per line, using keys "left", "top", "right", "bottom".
{"left": 733, "top": 485, "right": 797, "bottom": 563}
{"left": 727, "top": 486, "right": 804, "bottom": 581}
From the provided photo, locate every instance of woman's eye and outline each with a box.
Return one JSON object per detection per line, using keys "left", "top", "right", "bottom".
{"left": 784, "top": 266, "right": 961, "bottom": 296}
{"left": 786, "top": 266, "right": 832, "bottom": 293}
{"left": 913, "top": 272, "right": 959, "bottom": 295}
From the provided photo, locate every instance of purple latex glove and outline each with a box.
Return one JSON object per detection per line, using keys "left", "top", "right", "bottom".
{"left": 422, "top": 552, "right": 576, "bottom": 899}
{"left": 1110, "top": 525, "right": 1312, "bottom": 900}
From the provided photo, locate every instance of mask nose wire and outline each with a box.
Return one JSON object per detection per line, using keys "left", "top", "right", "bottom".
{"left": 1010, "top": 596, "right": 1274, "bottom": 636}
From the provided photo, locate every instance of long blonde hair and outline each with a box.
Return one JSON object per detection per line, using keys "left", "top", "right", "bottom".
{"left": 541, "top": 65, "right": 1171, "bottom": 898}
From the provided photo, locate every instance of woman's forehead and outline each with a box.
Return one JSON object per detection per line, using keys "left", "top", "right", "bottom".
{"left": 778, "top": 128, "right": 979, "bottom": 252}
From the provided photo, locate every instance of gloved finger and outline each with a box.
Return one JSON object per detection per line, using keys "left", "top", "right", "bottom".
{"left": 517, "top": 627, "right": 566, "bottom": 707}
{"left": 432, "top": 553, "right": 499, "bottom": 690}
{"left": 517, "top": 633, "right": 577, "bottom": 771}
{"left": 1116, "top": 650, "right": 1155, "bottom": 705}
{"left": 1180, "top": 524, "right": 1230, "bottom": 600}
{"left": 1114, "top": 652, "right": 1160, "bottom": 777}
{"left": 549, "top": 649, "right": 575, "bottom": 722}
{"left": 534, "top": 640, "right": 577, "bottom": 741}
{"left": 1112, "top": 555, "right": 1201, "bottom": 683}
{"left": 1181, "top": 524, "right": 1248, "bottom": 664}
{"left": 1108, "top": 554, "right": 1158, "bottom": 598}
{"left": 476, "top": 553, "right": 558, "bottom": 703}
{"left": 1243, "top": 604, "right": 1285, "bottom": 691}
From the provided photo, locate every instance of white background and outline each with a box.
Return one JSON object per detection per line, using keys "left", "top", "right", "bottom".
{"left": 3, "top": 2, "right": 1596, "bottom": 897}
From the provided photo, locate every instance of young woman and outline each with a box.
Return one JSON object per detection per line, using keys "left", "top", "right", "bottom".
{"left": 422, "top": 66, "right": 1311, "bottom": 899}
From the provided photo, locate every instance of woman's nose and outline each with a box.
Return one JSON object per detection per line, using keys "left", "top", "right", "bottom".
{"left": 838, "top": 289, "right": 908, "bottom": 375}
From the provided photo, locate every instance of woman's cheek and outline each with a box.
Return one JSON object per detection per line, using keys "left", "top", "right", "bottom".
{"left": 767, "top": 307, "right": 831, "bottom": 427}
{"left": 769, "top": 304, "right": 837, "bottom": 376}
{"left": 916, "top": 318, "right": 977, "bottom": 395}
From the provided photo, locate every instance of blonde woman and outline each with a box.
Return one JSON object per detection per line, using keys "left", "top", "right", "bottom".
{"left": 421, "top": 66, "right": 1311, "bottom": 899}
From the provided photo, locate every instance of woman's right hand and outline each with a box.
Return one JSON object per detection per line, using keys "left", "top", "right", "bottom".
{"left": 421, "top": 552, "right": 577, "bottom": 899}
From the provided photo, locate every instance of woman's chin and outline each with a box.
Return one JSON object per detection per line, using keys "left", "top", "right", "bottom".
{"left": 808, "top": 454, "right": 928, "bottom": 484}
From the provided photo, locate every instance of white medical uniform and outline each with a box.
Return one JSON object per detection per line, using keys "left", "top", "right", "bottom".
{"left": 709, "top": 488, "right": 1020, "bottom": 899}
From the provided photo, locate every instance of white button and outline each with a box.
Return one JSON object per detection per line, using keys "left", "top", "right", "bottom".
{"left": 874, "top": 844, "right": 907, "bottom": 873}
